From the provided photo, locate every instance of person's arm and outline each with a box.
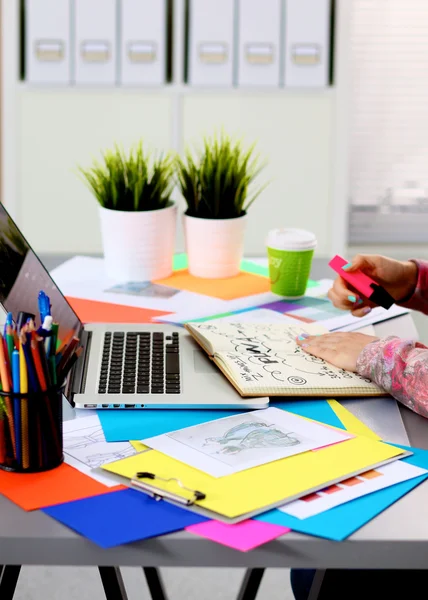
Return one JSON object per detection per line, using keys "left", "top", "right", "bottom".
{"left": 398, "top": 260, "right": 428, "bottom": 315}
{"left": 357, "top": 336, "right": 428, "bottom": 418}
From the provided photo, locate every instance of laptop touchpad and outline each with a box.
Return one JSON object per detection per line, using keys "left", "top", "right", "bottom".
{"left": 193, "top": 349, "right": 219, "bottom": 374}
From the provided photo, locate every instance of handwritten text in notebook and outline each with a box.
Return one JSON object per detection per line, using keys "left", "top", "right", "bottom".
{"left": 186, "top": 322, "right": 383, "bottom": 397}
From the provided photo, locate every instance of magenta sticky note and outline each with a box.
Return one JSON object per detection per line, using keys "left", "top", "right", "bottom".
{"left": 186, "top": 519, "right": 290, "bottom": 552}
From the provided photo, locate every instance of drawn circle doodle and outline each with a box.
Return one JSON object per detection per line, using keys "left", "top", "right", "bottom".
{"left": 287, "top": 376, "right": 307, "bottom": 386}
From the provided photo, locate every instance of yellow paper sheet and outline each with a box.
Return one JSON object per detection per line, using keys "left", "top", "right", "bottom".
{"left": 103, "top": 437, "right": 404, "bottom": 519}
{"left": 328, "top": 400, "right": 381, "bottom": 441}
{"left": 130, "top": 441, "right": 148, "bottom": 452}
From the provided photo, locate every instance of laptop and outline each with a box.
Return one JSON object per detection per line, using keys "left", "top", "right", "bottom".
{"left": 0, "top": 204, "right": 269, "bottom": 410}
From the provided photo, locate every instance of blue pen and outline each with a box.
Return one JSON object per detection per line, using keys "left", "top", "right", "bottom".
{"left": 3, "top": 312, "right": 13, "bottom": 338}
{"left": 38, "top": 291, "right": 51, "bottom": 325}
{"left": 12, "top": 350, "right": 21, "bottom": 466}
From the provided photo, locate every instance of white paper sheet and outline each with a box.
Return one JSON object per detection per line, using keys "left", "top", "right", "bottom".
{"left": 142, "top": 407, "right": 351, "bottom": 478}
{"left": 63, "top": 415, "right": 137, "bottom": 486}
{"left": 322, "top": 304, "right": 409, "bottom": 332}
{"left": 279, "top": 460, "right": 427, "bottom": 519}
{"left": 50, "top": 255, "right": 227, "bottom": 314}
{"left": 204, "top": 309, "right": 298, "bottom": 325}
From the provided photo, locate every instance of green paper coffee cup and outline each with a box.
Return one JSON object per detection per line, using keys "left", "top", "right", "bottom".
{"left": 266, "top": 228, "right": 317, "bottom": 298}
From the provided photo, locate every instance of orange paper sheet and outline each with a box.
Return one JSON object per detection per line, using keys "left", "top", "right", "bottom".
{"left": 154, "top": 270, "right": 270, "bottom": 301}
{"left": 0, "top": 463, "right": 123, "bottom": 511}
{"left": 66, "top": 297, "right": 173, "bottom": 324}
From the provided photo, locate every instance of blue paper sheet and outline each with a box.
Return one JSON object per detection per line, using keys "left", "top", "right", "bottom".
{"left": 43, "top": 489, "right": 207, "bottom": 548}
{"left": 98, "top": 399, "right": 343, "bottom": 442}
{"left": 256, "top": 445, "right": 428, "bottom": 541}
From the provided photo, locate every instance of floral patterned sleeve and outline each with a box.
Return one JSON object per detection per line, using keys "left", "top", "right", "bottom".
{"left": 356, "top": 336, "right": 428, "bottom": 418}
{"left": 398, "top": 259, "right": 428, "bottom": 314}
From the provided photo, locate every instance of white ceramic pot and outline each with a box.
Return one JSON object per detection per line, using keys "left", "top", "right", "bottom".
{"left": 99, "top": 203, "right": 177, "bottom": 282}
{"left": 183, "top": 213, "right": 247, "bottom": 279}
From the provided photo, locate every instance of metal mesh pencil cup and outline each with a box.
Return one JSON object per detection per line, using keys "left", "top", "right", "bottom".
{"left": 0, "top": 385, "right": 63, "bottom": 473}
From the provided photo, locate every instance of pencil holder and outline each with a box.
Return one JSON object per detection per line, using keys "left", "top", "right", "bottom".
{"left": 0, "top": 385, "right": 64, "bottom": 473}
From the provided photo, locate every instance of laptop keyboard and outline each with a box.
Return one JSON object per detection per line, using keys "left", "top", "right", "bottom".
{"left": 97, "top": 331, "right": 181, "bottom": 395}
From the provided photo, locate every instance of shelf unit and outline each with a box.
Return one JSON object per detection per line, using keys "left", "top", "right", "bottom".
{"left": 1, "top": 0, "right": 351, "bottom": 258}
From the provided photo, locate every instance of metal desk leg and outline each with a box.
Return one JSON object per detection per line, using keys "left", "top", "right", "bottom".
{"left": 307, "top": 570, "right": 326, "bottom": 600}
{"left": 98, "top": 567, "right": 129, "bottom": 600}
{"left": 142, "top": 567, "right": 169, "bottom": 600}
{"left": 236, "top": 568, "right": 265, "bottom": 600}
{"left": 0, "top": 565, "right": 21, "bottom": 600}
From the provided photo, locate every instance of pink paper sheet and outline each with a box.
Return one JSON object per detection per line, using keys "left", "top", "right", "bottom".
{"left": 186, "top": 519, "right": 290, "bottom": 552}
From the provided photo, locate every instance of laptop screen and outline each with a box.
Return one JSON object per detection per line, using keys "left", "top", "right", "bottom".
{"left": 0, "top": 203, "right": 83, "bottom": 345}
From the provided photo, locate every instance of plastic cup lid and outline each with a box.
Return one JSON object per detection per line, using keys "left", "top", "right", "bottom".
{"left": 266, "top": 228, "right": 317, "bottom": 251}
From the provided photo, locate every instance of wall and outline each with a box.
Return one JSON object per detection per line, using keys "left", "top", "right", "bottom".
{"left": 3, "top": 0, "right": 351, "bottom": 259}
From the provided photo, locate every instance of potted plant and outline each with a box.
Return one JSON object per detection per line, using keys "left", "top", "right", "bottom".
{"left": 79, "top": 142, "right": 176, "bottom": 282}
{"left": 176, "top": 132, "right": 268, "bottom": 278}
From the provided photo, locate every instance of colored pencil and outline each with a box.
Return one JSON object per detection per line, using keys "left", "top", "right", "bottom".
{"left": 30, "top": 332, "right": 48, "bottom": 391}
{"left": 37, "top": 336, "right": 52, "bottom": 389}
{"left": 30, "top": 333, "right": 61, "bottom": 458}
{"left": 0, "top": 333, "right": 15, "bottom": 458}
{"left": 6, "top": 325, "right": 14, "bottom": 363}
{"left": 49, "top": 355, "right": 57, "bottom": 386}
{"left": 12, "top": 350, "right": 21, "bottom": 465}
{"left": 22, "top": 334, "right": 40, "bottom": 468}
{"left": 59, "top": 347, "right": 83, "bottom": 382}
{"left": 2, "top": 337, "right": 11, "bottom": 389}
{"left": 50, "top": 323, "right": 59, "bottom": 357}
{"left": 19, "top": 340, "right": 29, "bottom": 469}
{"left": 0, "top": 399, "right": 6, "bottom": 463}
{"left": 56, "top": 337, "right": 79, "bottom": 375}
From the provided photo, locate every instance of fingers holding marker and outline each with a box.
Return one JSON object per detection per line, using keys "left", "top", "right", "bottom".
{"left": 351, "top": 304, "right": 372, "bottom": 317}
{"left": 328, "top": 268, "right": 375, "bottom": 316}
{"left": 342, "top": 254, "right": 372, "bottom": 274}
{"left": 328, "top": 283, "right": 363, "bottom": 311}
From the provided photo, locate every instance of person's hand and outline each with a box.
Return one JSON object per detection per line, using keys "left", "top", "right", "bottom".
{"left": 328, "top": 254, "right": 418, "bottom": 317}
{"left": 296, "top": 332, "right": 379, "bottom": 372}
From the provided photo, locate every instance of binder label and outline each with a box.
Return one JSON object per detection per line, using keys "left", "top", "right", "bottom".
{"left": 198, "top": 43, "right": 228, "bottom": 64}
{"left": 245, "top": 44, "right": 274, "bottom": 65}
{"left": 81, "top": 41, "right": 111, "bottom": 63}
{"left": 292, "top": 44, "right": 321, "bottom": 66}
{"left": 35, "top": 40, "right": 65, "bottom": 62}
{"left": 127, "top": 42, "right": 157, "bottom": 63}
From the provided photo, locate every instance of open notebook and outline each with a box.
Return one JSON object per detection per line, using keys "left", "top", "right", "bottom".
{"left": 185, "top": 321, "right": 385, "bottom": 398}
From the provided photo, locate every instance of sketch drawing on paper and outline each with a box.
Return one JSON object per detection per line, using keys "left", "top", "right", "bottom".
{"left": 64, "top": 426, "right": 106, "bottom": 449}
{"left": 80, "top": 449, "right": 136, "bottom": 470}
{"left": 167, "top": 412, "right": 307, "bottom": 467}
{"left": 203, "top": 421, "right": 301, "bottom": 456}
{"left": 63, "top": 424, "right": 137, "bottom": 470}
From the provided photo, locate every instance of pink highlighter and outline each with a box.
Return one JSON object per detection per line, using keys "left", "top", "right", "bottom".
{"left": 328, "top": 255, "right": 395, "bottom": 310}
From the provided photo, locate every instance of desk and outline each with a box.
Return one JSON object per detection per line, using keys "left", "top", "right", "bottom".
{"left": 0, "top": 256, "right": 427, "bottom": 600}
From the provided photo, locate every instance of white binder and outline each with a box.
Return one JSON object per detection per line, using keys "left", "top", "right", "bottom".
{"left": 237, "top": 0, "right": 282, "bottom": 87}
{"left": 120, "top": 0, "right": 167, "bottom": 86}
{"left": 187, "top": 0, "right": 235, "bottom": 87}
{"left": 25, "top": 0, "right": 71, "bottom": 84}
{"left": 74, "top": 0, "right": 117, "bottom": 85}
{"left": 284, "top": 0, "right": 331, "bottom": 88}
